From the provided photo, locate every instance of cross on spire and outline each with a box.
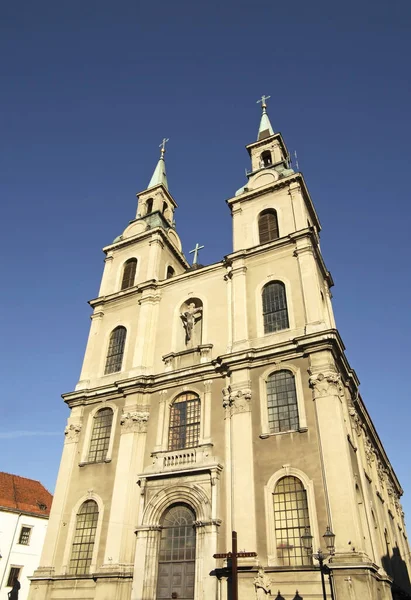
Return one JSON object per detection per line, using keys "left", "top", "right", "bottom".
{"left": 189, "top": 243, "right": 204, "bottom": 265}
{"left": 159, "top": 137, "right": 169, "bottom": 158}
{"left": 257, "top": 94, "right": 271, "bottom": 111}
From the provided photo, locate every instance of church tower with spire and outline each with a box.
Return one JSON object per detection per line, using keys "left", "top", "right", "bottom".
{"left": 29, "top": 102, "right": 411, "bottom": 600}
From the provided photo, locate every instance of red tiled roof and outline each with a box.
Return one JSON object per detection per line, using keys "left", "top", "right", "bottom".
{"left": 0, "top": 472, "right": 53, "bottom": 517}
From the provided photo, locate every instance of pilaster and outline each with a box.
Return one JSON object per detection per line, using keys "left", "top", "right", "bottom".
{"left": 294, "top": 238, "right": 325, "bottom": 333}
{"left": 132, "top": 283, "right": 161, "bottom": 372}
{"left": 231, "top": 258, "right": 249, "bottom": 349}
{"left": 37, "top": 408, "right": 83, "bottom": 569}
{"left": 103, "top": 404, "right": 150, "bottom": 567}
{"left": 77, "top": 308, "right": 104, "bottom": 388}
{"left": 309, "top": 354, "right": 364, "bottom": 556}
{"left": 222, "top": 377, "right": 257, "bottom": 556}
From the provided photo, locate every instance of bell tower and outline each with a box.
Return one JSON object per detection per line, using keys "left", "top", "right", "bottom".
{"left": 228, "top": 96, "right": 320, "bottom": 252}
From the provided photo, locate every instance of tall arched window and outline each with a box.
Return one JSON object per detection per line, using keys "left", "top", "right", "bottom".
{"left": 146, "top": 198, "right": 153, "bottom": 214}
{"left": 267, "top": 371, "right": 299, "bottom": 433}
{"left": 166, "top": 265, "right": 175, "bottom": 279}
{"left": 104, "top": 326, "right": 126, "bottom": 374}
{"left": 262, "top": 281, "right": 289, "bottom": 333}
{"left": 157, "top": 505, "right": 196, "bottom": 599}
{"left": 69, "top": 500, "right": 99, "bottom": 575}
{"left": 273, "top": 477, "right": 311, "bottom": 566}
{"left": 258, "top": 209, "right": 279, "bottom": 244}
{"left": 168, "top": 393, "right": 201, "bottom": 450}
{"left": 87, "top": 408, "right": 113, "bottom": 462}
{"left": 121, "top": 258, "right": 137, "bottom": 290}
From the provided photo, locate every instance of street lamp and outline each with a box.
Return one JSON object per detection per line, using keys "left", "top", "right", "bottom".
{"left": 301, "top": 526, "right": 335, "bottom": 600}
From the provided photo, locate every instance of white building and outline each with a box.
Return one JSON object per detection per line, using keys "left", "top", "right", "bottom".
{"left": 0, "top": 473, "right": 52, "bottom": 600}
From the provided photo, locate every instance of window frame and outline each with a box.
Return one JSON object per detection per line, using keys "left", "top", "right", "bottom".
{"left": 6, "top": 566, "right": 22, "bottom": 587}
{"left": 18, "top": 526, "right": 32, "bottom": 546}
{"left": 79, "top": 403, "right": 118, "bottom": 465}
{"left": 120, "top": 258, "right": 137, "bottom": 290}
{"left": 264, "top": 467, "right": 320, "bottom": 567}
{"left": 104, "top": 326, "right": 127, "bottom": 375}
{"left": 86, "top": 407, "right": 114, "bottom": 463}
{"left": 256, "top": 278, "right": 294, "bottom": 339}
{"left": 62, "top": 493, "right": 104, "bottom": 576}
{"left": 259, "top": 365, "right": 307, "bottom": 436}
{"left": 168, "top": 393, "right": 201, "bottom": 451}
{"left": 258, "top": 209, "right": 279, "bottom": 244}
{"left": 68, "top": 500, "right": 99, "bottom": 576}
{"left": 262, "top": 280, "right": 289, "bottom": 334}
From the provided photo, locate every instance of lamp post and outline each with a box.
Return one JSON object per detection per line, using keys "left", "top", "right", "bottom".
{"left": 301, "top": 526, "right": 336, "bottom": 600}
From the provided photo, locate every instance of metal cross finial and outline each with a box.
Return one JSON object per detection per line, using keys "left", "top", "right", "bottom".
{"left": 257, "top": 94, "right": 271, "bottom": 110}
{"left": 159, "top": 137, "right": 169, "bottom": 157}
{"left": 189, "top": 243, "right": 204, "bottom": 265}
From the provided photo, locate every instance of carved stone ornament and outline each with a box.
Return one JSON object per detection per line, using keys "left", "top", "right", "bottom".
{"left": 309, "top": 372, "right": 343, "bottom": 399}
{"left": 253, "top": 567, "right": 272, "bottom": 599}
{"left": 385, "top": 475, "right": 395, "bottom": 497}
{"left": 364, "top": 435, "right": 376, "bottom": 466}
{"left": 222, "top": 387, "right": 252, "bottom": 416}
{"left": 64, "top": 423, "right": 82, "bottom": 443}
{"left": 348, "top": 403, "right": 363, "bottom": 436}
{"left": 377, "top": 460, "right": 386, "bottom": 489}
{"left": 120, "top": 409, "right": 150, "bottom": 434}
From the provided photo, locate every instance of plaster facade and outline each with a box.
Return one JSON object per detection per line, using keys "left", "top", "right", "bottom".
{"left": 28, "top": 108, "right": 411, "bottom": 600}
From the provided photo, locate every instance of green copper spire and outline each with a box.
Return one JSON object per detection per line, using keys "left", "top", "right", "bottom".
{"left": 148, "top": 138, "right": 169, "bottom": 190}
{"left": 257, "top": 95, "right": 274, "bottom": 140}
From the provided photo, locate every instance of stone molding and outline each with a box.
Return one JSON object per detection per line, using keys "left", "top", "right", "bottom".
{"left": 309, "top": 371, "right": 343, "bottom": 399}
{"left": 348, "top": 403, "right": 364, "bottom": 437}
{"left": 120, "top": 407, "right": 150, "bottom": 434}
{"left": 64, "top": 423, "right": 82, "bottom": 443}
{"left": 222, "top": 387, "right": 252, "bottom": 416}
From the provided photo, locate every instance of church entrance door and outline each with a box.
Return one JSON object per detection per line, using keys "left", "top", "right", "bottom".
{"left": 156, "top": 505, "right": 196, "bottom": 600}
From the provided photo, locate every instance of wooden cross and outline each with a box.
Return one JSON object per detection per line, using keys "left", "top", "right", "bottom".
{"left": 159, "top": 137, "right": 169, "bottom": 156}
{"left": 257, "top": 94, "right": 271, "bottom": 109}
{"left": 214, "top": 531, "right": 257, "bottom": 600}
{"left": 189, "top": 242, "right": 204, "bottom": 265}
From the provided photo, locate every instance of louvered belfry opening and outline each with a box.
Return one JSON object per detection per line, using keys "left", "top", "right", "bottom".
{"left": 258, "top": 209, "right": 279, "bottom": 244}
{"left": 121, "top": 258, "right": 137, "bottom": 290}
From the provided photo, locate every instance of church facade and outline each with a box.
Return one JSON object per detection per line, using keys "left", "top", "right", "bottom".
{"left": 29, "top": 102, "right": 411, "bottom": 600}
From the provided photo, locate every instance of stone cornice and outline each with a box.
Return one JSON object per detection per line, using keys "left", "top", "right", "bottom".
{"left": 226, "top": 171, "right": 321, "bottom": 232}
{"left": 102, "top": 225, "right": 188, "bottom": 267}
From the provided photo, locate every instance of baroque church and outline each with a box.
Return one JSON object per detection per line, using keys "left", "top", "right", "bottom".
{"left": 28, "top": 100, "right": 411, "bottom": 600}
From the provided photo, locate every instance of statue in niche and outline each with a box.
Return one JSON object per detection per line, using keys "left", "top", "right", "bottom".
{"left": 253, "top": 567, "right": 272, "bottom": 599}
{"left": 180, "top": 300, "right": 203, "bottom": 347}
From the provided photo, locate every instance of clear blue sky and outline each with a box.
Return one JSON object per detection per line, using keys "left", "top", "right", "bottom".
{"left": 1, "top": 1, "right": 410, "bottom": 522}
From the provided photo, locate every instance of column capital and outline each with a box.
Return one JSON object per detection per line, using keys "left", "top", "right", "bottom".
{"left": 120, "top": 407, "right": 150, "bottom": 434}
{"left": 64, "top": 423, "right": 82, "bottom": 444}
{"left": 222, "top": 386, "right": 252, "bottom": 416}
{"left": 309, "top": 371, "right": 343, "bottom": 399}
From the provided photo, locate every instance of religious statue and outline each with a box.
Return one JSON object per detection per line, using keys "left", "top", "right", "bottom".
{"left": 253, "top": 567, "right": 271, "bottom": 599}
{"left": 180, "top": 302, "right": 203, "bottom": 344}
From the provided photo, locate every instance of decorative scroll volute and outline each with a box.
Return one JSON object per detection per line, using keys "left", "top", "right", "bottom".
{"left": 120, "top": 409, "right": 150, "bottom": 433}
{"left": 309, "top": 372, "right": 343, "bottom": 399}
{"left": 222, "top": 387, "right": 252, "bottom": 416}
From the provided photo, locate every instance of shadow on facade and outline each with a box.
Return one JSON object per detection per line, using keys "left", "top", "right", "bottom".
{"left": 382, "top": 545, "right": 411, "bottom": 600}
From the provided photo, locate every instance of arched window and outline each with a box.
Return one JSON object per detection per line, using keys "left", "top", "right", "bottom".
{"left": 258, "top": 209, "right": 279, "bottom": 244}
{"left": 87, "top": 408, "right": 113, "bottom": 462}
{"left": 104, "top": 326, "right": 126, "bottom": 374}
{"left": 262, "top": 281, "right": 289, "bottom": 333}
{"left": 267, "top": 371, "right": 299, "bottom": 433}
{"left": 166, "top": 266, "right": 175, "bottom": 279}
{"left": 168, "top": 393, "right": 201, "bottom": 450}
{"left": 157, "top": 505, "right": 196, "bottom": 599}
{"left": 162, "top": 201, "right": 168, "bottom": 214}
{"left": 273, "top": 477, "right": 311, "bottom": 566}
{"left": 120, "top": 258, "right": 137, "bottom": 290}
{"left": 260, "top": 150, "right": 272, "bottom": 167}
{"left": 146, "top": 198, "right": 153, "bottom": 214}
{"left": 69, "top": 500, "right": 99, "bottom": 575}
